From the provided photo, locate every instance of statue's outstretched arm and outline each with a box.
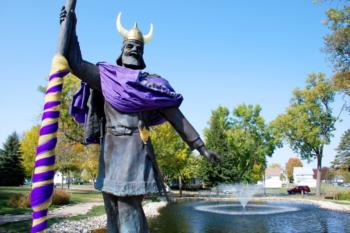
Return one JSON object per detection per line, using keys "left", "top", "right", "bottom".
{"left": 59, "top": 5, "right": 101, "bottom": 91}
{"left": 159, "top": 107, "right": 220, "bottom": 164}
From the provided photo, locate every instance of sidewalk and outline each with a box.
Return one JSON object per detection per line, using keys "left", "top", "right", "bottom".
{"left": 0, "top": 201, "right": 103, "bottom": 225}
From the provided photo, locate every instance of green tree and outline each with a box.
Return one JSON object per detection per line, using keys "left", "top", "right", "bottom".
{"left": 322, "top": 1, "right": 350, "bottom": 71}
{"left": 200, "top": 106, "right": 230, "bottom": 186}
{"left": 58, "top": 74, "right": 85, "bottom": 144}
{"left": 55, "top": 132, "right": 84, "bottom": 189}
{"left": 332, "top": 129, "right": 350, "bottom": 169}
{"left": 320, "top": 1, "right": 350, "bottom": 108}
{"left": 201, "top": 104, "right": 278, "bottom": 186}
{"left": 151, "top": 122, "right": 192, "bottom": 196}
{"left": 285, "top": 157, "right": 303, "bottom": 183}
{"left": 40, "top": 73, "right": 84, "bottom": 144}
{"left": 20, "top": 125, "right": 40, "bottom": 178}
{"left": 271, "top": 73, "right": 337, "bottom": 196}
{"left": 81, "top": 144, "right": 99, "bottom": 187}
{"left": 0, "top": 132, "right": 25, "bottom": 186}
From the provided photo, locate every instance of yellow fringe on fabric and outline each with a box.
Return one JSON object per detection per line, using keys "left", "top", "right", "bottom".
{"left": 138, "top": 127, "right": 150, "bottom": 144}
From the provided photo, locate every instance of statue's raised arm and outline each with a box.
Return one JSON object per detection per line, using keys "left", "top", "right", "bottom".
{"left": 58, "top": 0, "right": 101, "bottom": 91}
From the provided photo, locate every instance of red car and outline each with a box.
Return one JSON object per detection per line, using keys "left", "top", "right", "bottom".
{"left": 287, "top": 186, "right": 310, "bottom": 194}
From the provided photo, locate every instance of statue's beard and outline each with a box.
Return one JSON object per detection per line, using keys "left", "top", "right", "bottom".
{"left": 121, "top": 54, "right": 143, "bottom": 69}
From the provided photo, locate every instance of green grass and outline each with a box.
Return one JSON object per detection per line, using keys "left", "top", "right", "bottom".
{"left": 68, "top": 189, "right": 103, "bottom": 203}
{"left": 0, "top": 205, "right": 105, "bottom": 233}
{"left": 331, "top": 200, "right": 350, "bottom": 205}
{"left": 0, "top": 186, "right": 31, "bottom": 215}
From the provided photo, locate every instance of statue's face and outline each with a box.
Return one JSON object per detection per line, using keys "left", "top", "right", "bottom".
{"left": 121, "top": 40, "right": 144, "bottom": 69}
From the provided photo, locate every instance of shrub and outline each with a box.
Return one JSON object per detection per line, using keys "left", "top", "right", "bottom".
{"left": 335, "top": 190, "right": 350, "bottom": 201}
{"left": 52, "top": 188, "right": 71, "bottom": 205}
{"left": 7, "top": 189, "right": 71, "bottom": 208}
{"left": 7, "top": 193, "right": 30, "bottom": 208}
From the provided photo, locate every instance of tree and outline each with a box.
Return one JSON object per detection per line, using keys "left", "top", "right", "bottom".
{"left": 20, "top": 125, "right": 40, "bottom": 178}
{"left": 332, "top": 129, "right": 350, "bottom": 170}
{"left": 320, "top": 1, "right": 350, "bottom": 109}
{"left": 201, "top": 104, "right": 279, "bottom": 186}
{"left": 0, "top": 132, "right": 25, "bottom": 186}
{"left": 55, "top": 132, "right": 84, "bottom": 189}
{"left": 151, "top": 122, "right": 192, "bottom": 196}
{"left": 200, "top": 106, "right": 230, "bottom": 186}
{"left": 39, "top": 73, "right": 85, "bottom": 144}
{"left": 81, "top": 144, "right": 99, "bottom": 187}
{"left": 285, "top": 157, "right": 303, "bottom": 183}
{"left": 323, "top": 2, "right": 350, "bottom": 73}
{"left": 271, "top": 73, "right": 337, "bottom": 196}
{"left": 58, "top": 74, "right": 85, "bottom": 144}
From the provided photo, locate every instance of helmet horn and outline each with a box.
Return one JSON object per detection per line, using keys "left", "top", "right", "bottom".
{"left": 116, "top": 12, "right": 128, "bottom": 39}
{"left": 116, "top": 12, "right": 154, "bottom": 44}
{"left": 143, "top": 23, "right": 154, "bottom": 44}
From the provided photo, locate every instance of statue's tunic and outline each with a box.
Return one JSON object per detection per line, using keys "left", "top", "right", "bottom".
{"left": 96, "top": 103, "right": 158, "bottom": 196}
{"left": 71, "top": 63, "right": 183, "bottom": 196}
{"left": 71, "top": 63, "right": 204, "bottom": 197}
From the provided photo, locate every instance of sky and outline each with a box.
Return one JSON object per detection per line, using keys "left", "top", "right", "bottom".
{"left": 0, "top": 0, "right": 349, "bottom": 168}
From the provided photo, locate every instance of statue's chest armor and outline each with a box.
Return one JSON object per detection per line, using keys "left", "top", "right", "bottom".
{"left": 104, "top": 102, "right": 140, "bottom": 128}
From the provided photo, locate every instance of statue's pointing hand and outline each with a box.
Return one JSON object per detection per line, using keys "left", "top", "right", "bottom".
{"left": 198, "top": 146, "right": 221, "bottom": 165}
{"left": 60, "top": 6, "right": 67, "bottom": 25}
{"left": 59, "top": 6, "right": 77, "bottom": 26}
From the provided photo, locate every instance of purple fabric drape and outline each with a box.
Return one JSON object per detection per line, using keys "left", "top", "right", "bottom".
{"left": 70, "top": 62, "right": 183, "bottom": 127}
{"left": 70, "top": 82, "right": 90, "bottom": 124}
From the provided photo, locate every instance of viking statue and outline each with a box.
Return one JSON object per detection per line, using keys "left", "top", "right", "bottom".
{"left": 50, "top": 1, "right": 220, "bottom": 232}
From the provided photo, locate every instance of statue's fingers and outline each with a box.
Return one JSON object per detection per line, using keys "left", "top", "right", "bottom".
{"left": 211, "top": 154, "right": 221, "bottom": 164}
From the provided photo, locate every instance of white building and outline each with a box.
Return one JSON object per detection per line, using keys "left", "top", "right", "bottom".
{"left": 264, "top": 167, "right": 287, "bottom": 188}
{"left": 293, "top": 167, "right": 316, "bottom": 188}
{"left": 54, "top": 171, "right": 67, "bottom": 185}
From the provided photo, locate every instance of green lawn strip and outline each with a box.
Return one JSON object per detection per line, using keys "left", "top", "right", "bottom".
{"left": 0, "top": 186, "right": 31, "bottom": 215}
{"left": 330, "top": 200, "right": 350, "bottom": 205}
{"left": 68, "top": 189, "right": 103, "bottom": 204}
{"left": 0, "top": 205, "right": 106, "bottom": 233}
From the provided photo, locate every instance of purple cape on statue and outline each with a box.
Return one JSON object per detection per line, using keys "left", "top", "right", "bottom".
{"left": 70, "top": 62, "right": 183, "bottom": 127}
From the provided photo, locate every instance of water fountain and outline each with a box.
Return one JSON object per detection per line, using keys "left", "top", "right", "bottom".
{"left": 148, "top": 183, "right": 350, "bottom": 232}
{"left": 216, "top": 183, "right": 262, "bottom": 209}
{"left": 195, "top": 183, "right": 299, "bottom": 215}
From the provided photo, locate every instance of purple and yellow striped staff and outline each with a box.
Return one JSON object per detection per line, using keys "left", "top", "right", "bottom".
{"left": 30, "top": 55, "right": 70, "bottom": 233}
{"left": 30, "top": 1, "right": 77, "bottom": 232}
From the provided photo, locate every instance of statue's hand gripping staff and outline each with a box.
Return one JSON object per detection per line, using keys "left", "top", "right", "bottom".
{"left": 30, "top": 1, "right": 76, "bottom": 232}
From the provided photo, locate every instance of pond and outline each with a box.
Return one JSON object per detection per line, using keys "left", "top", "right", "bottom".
{"left": 148, "top": 201, "right": 350, "bottom": 233}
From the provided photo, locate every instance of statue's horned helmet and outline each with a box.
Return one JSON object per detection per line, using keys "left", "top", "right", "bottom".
{"left": 116, "top": 12, "right": 153, "bottom": 44}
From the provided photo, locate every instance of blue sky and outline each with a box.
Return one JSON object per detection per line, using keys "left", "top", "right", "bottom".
{"left": 0, "top": 0, "right": 349, "bottom": 168}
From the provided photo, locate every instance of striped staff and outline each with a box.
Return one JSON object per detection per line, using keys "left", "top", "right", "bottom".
{"left": 30, "top": 55, "right": 70, "bottom": 233}
{"left": 30, "top": 1, "right": 77, "bottom": 232}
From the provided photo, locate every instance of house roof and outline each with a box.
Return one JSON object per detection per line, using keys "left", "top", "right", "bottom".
{"left": 312, "top": 167, "right": 329, "bottom": 180}
{"left": 265, "top": 167, "right": 281, "bottom": 176}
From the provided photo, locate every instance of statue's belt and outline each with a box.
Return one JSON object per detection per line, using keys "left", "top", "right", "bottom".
{"left": 106, "top": 125, "right": 150, "bottom": 144}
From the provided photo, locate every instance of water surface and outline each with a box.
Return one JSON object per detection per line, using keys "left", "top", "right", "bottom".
{"left": 148, "top": 201, "right": 350, "bottom": 233}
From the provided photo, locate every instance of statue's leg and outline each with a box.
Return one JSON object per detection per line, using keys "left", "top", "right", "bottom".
{"left": 117, "top": 195, "right": 149, "bottom": 233}
{"left": 102, "top": 192, "right": 119, "bottom": 233}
